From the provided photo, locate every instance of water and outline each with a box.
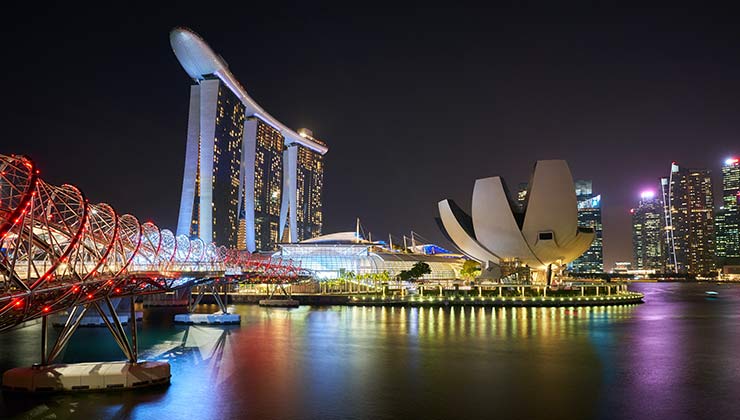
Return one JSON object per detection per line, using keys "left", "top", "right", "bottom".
{"left": 1, "top": 282, "right": 739, "bottom": 420}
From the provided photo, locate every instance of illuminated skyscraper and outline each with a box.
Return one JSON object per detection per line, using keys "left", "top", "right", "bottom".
{"left": 631, "top": 191, "right": 664, "bottom": 270}
{"left": 516, "top": 182, "right": 528, "bottom": 210}
{"left": 291, "top": 129, "right": 325, "bottom": 241}
{"left": 569, "top": 180, "right": 603, "bottom": 273}
{"left": 178, "top": 77, "right": 246, "bottom": 247}
{"left": 171, "top": 27, "right": 328, "bottom": 251}
{"left": 716, "top": 157, "right": 740, "bottom": 261}
{"left": 662, "top": 163, "right": 715, "bottom": 275}
{"left": 244, "top": 119, "right": 284, "bottom": 250}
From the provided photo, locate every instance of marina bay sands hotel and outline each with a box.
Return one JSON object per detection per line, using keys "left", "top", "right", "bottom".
{"left": 170, "top": 27, "right": 328, "bottom": 251}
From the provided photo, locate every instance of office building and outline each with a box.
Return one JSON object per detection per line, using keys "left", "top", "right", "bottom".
{"left": 631, "top": 191, "right": 664, "bottom": 270}
{"left": 716, "top": 157, "right": 739, "bottom": 261}
{"left": 661, "top": 163, "right": 715, "bottom": 275}
{"left": 570, "top": 180, "right": 604, "bottom": 273}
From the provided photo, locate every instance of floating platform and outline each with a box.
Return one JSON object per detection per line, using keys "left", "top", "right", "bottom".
{"left": 1, "top": 361, "right": 170, "bottom": 393}
{"left": 51, "top": 311, "right": 143, "bottom": 327}
{"left": 259, "top": 299, "right": 300, "bottom": 308}
{"left": 173, "top": 312, "right": 241, "bottom": 324}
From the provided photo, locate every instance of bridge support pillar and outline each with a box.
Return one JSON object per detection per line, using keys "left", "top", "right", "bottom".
{"left": 3, "top": 297, "right": 171, "bottom": 393}
{"left": 174, "top": 283, "right": 241, "bottom": 325}
{"left": 40, "top": 315, "right": 48, "bottom": 366}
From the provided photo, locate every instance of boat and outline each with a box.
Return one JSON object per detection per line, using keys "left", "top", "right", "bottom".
{"left": 705, "top": 291, "right": 719, "bottom": 298}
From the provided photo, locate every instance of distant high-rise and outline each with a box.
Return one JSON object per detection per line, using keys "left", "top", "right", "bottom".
{"left": 170, "top": 27, "right": 328, "bottom": 251}
{"left": 516, "top": 182, "right": 528, "bottom": 210}
{"left": 569, "top": 180, "right": 604, "bottom": 273}
{"left": 661, "top": 163, "right": 715, "bottom": 275}
{"left": 631, "top": 191, "right": 664, "bottom": 270}
{"left": 716, "top": 157, "right": 739, "bottom": 262}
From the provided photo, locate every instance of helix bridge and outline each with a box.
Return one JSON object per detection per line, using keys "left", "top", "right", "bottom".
{"left": 0, "top": 154, "right": 305, "bottom": 370}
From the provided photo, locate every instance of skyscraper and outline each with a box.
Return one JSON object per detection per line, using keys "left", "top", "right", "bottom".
{"left": 244, "top": 118, "right": 285, "bottom": 250}
{"left": 170, "top": 28, "right": 328, "bottom": 251}
{"left": 292, "top": 129, "right": 325, "bottom": 241}
{"left": 661, "top": 163, "right": 715, "bottom": 275}
{"left": 715, "top": 157, "right": 739, "bottom": 262}
{"left": 516, "top": 182, "right": 528, "bottom": 211}
{"left": 631, "top": 191, "right": 664, "bottom": 270}
{"left": 179, "top": 77, "right": 246, "bottom": 248}
{"left": 569, "top": 180, "right": 604, "bottom": 273}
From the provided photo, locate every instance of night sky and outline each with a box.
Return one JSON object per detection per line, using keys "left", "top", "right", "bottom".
{"left": 3, "top": 3, "right": 739, "bottom": 269}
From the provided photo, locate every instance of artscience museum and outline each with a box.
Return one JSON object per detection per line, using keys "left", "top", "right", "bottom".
{"left": 437, "top": 160, "right": 594, "bottom": 284}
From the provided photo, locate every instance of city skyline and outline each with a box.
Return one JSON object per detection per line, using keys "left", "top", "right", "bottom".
{"left": 3, "top": 4, "right": 740, "bottom": 270}
{"left": 5, "top": 4, "right": 740, "bottom": 419}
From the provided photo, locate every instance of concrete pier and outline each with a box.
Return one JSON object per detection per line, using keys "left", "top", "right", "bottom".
{"left": 173, "top": 311, "right": 241, "bottom": 325}
{"left": 2, "top": 361, "right": 170, "bottom": 393}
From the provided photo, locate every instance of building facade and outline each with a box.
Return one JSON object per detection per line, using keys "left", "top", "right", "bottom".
{"left": 171, "top": 27, "right": 328, "bottom": 251}
{"left": 293, "top": 132, "right": 324, "bottom": 241}
{"left": 662, "top": 163, "right": 715, "bottom": 275}
{"left": 178, "top": 78, "right": 246, "bottom": 247}
{"left": 569, "top": 180, "right": 604, "bottom": 273}
{"left": 716, "top": 158, "right": 739, "bottom": 262}
{"left": 277, "top": 232, "right": 463, "bottom": 280}
{"left": 631, "top": 191, "right": 664, "bottom": 270}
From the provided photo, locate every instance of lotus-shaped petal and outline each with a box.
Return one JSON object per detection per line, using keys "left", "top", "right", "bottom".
{"left": 437, "top": 160, "right": 594, "bottom": 274}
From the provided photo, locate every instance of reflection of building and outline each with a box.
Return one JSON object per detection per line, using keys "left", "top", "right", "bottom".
{"left": 277, "top": 232, "right": 462, "bottom": 280}
{"left": 631, "top": 191, "right": 664, "bottom": 270}
{"left": 569, "top": 180, "right": 603, "bottom": 273}
{"left": 661, "top": 162, "right": 715, "bottom": 275}
{"left": 716, "top": 158, "right": 739, "bottom": 262}
{"left": 171, "top": 27, "right": 328, "bottom": 251}
{"left": 437, "top": 160, "right": 594, "bottom": 284}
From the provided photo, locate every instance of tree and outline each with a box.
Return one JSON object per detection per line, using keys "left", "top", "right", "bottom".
{"left": 398, "top": 262, "right": 432, "bottom": 282}
{"left": 411, "top": 262, "right": 432, "bottom": 278}
{"left": 460, "top": 260, "right": 481, "bottom": 280}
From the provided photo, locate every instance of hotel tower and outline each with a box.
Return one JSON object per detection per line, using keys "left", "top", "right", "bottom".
{"left": 170, "top": 27, "right": 328, "bottom": 251}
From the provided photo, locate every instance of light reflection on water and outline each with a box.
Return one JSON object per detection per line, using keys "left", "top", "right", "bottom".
{"left": 1, "top": 283, "right": 740, "bottom": 419}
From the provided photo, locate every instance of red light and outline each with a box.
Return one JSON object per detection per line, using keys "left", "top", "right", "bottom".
{"left": 42, "top": 306, "right": 50, "bottom": 313}
{"left": 71, "top": 286, "right": 79, "bottom": 293}
{"left": 13, "top": 300, "right": 23, "bottom": 308}
{"left": 87, "top": 293, "right": 93, "bottom": 299}
{"left": 114, "top": 288, "right": 121, "bottom": 293}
